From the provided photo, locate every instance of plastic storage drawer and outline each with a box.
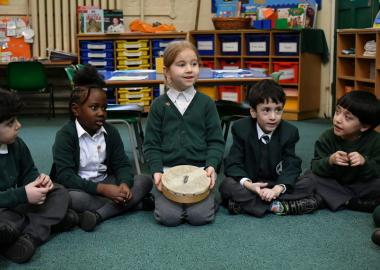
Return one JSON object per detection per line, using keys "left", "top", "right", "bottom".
{"left": 273, "top": 61, "right": 299, "bottom": 83}
{"left": 245, "top": 61, "right": 269, "bottom": 75}
{"left": 274, "top": 34, "right": 299, "bottom": 56}
{"left": 246, "top": 34, "right": 270, "bottom": 56}
{"left": 218, "top": 86, "right": 242, "bottom": 102}
{"left": 80, "top": 41, "right": 113, "bottom": 50}
{"left": 194, "top": 35, "right": 214, "bottom": 56}
{"left": 80, "top": 50, "right": 114, "bottom": 58}
{"left": 219, "top": 35, "right": 241, "bottom": 55}
{"left": 81, "top": 58, "right": 114, "bottom": 68}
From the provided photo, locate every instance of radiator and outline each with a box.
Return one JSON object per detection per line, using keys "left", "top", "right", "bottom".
{"left": 29, "top": 0, "right": 122, "bottom": 57}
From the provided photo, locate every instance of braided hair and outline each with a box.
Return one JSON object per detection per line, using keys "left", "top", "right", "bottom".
{"left": 69, "top": 65, "right": 106, "bottom": 120}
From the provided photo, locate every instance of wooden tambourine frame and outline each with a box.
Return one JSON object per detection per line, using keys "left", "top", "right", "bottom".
{"left": 161, "top": 165, "right": 210, "bottom": 204}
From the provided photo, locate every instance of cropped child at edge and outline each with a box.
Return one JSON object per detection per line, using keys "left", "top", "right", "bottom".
{"left": 0, "top": 89, "right": 74, "bottom": 263}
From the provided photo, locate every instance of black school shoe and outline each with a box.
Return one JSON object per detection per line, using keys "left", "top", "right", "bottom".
{"left": 347, "top": 198, "right": 380, "bottom": 213}
{"left": 372, "top": 228, "right": 380, "bottom": 246}
{"left": 3, "top": 234, "right": 37, "bottom": 264}
{"left": 79, "top": 211, "right": 101, "bottom": 232}
{"left": 278, "top": 196, "right": 320, "bottom": 215}
{"left": 0, "top": 221, "right": 20, "bottom": 247}
{"left": 227, "top": 199, "right": 244, "bottom": 215}
{"left": 52, "top": 209, "right": 79, "bottom": 232}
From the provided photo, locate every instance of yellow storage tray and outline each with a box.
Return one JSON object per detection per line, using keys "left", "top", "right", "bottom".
{"left": 116, "top": 48, "right": 149, "bottom": 58}
{"left": 117, "top": 58, "right": 150, "bottom": 66}
{"left": 118, "top": 88, "right": 152, "bottom": 99}
{"left": 118, "top": 97, "right": 152, "bottom": 106}
{"left": 116, "top": 40, "right": 149, "bottom": 49}
{"left": 117, "top": 64, "right": 150, "bottom": 70}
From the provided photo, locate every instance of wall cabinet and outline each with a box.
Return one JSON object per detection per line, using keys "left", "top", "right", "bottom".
{"left": 189, "top": 30, "right": 321, "bottom": 120}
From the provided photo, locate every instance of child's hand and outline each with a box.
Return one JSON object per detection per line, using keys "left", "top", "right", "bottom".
{"left": 119, "top": 183, "right": 132, "bottom": 201}
{"left": 97, "top": 183, "right": 126, "bottom": 203}
{"left": 329, "top": 151, "right": 349, "bottom": 166}
{"left": 153, "top": 172, "right": 163, "bottom": 191}
{"left": 25, "top": 177, "right": 50, "bottom": 205}
{"left": 259, "top": 188, "right": 278, "bottom": 202}
{"left": 205, "top": 166, "right": 217, "bottom": 189}
{"left": 244, "top": 181, "right": 268, "bottom": 195}
{"left": 348, "top": 152, "right": 366, "bottom": 166}
{"left": 36, "top": 174, "right": 54, "bottom": 191}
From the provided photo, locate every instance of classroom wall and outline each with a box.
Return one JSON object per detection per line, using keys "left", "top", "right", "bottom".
{"left": 0, "top": 0, "right": 334, "bottom": 118}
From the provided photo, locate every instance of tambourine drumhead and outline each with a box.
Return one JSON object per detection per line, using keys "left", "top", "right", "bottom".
{"left": 161, "top": 165, "right": 210, "bottom": 204}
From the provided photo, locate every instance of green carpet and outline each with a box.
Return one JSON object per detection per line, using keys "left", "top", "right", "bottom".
{"left": 1, "top": 116, "right": 379, "bottom": 269}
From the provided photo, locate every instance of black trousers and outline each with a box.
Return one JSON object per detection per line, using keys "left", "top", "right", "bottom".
{"left": 0, "top": 184, "right": 69, "bottom": 244}
{"left": 219, "top": 176, "right": 315, "bottom": 217}
{"left": 69, "top": 174, "right": 152, "bottom": 220}
{"left": 302, "top": 171, "right": 380, "bottom": 211}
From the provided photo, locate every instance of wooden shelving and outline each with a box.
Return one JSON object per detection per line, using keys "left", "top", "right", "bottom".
{"left": 336, "top": 29, "right": 380, "bottom": 99}
{"left": 189, "top": 29, "right": 321, "bottom": 121}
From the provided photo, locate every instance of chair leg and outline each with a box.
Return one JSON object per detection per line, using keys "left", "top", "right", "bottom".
{"left": 106, "top": 119, "right": 141, "bottom": 175}
{"left": 224, "top": 121, "right": 231, "bottom": 141}
{"left": 51, "top": 85, "right": 55, "bottom": 118}
{"left": 132, "top": 122, "right": 145, "bottom": 164}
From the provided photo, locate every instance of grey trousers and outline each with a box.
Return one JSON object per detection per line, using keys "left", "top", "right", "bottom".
{"left": 219, "top": 176, "right": 315, "bottom": 217}
{"left": 153, "top": 187, "right": 217, "bottom": 227}
{"left": 303, "top": 171, "right": 380, "bottom": 211}
{"left": 0, "top": 184, "right": 69, "bottom": 244}
{"left": 69, "top": 174, "right": 152, "bottom": 220}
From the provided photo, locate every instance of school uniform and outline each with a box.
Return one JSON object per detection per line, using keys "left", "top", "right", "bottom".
{"left": 144, "top": 87, "right": 225, "bottom": 226}
{"left": 307, "top": 128, "right": 380, "bottom": 211}
{"left": 0, "top": 138, "right": 68, "bottom": 245}
{"left": 219, "top": 117, "right": 314, "bottom": 217}
{"left": 51, "top": 120, "right": 152, "bottom": 220}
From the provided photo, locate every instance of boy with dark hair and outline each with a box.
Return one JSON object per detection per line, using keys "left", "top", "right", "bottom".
{"left": 0, "top": 89, "right": 73, "bottom": 263}
{"left": 307, "top": 90, "right": 380, "bottom": 212}
{"left": 219, "top": 79, "right": 320, "bottom": 217}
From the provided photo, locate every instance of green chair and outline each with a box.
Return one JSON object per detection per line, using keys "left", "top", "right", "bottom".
{"left": 7, "top": 61, "right": 55, "bottom": 118}
{"left": 64, "top": 65, "right": 77, "bottom": 89}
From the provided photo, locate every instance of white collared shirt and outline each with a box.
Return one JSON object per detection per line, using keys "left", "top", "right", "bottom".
{"left": 167, "top": 86, "right": 196, "bottom": 115}
{"left": 75, "top": 119, "right": 108, "bottom": 182}
{"left": 0, "top": 144, "right": 8, "bottom": 154}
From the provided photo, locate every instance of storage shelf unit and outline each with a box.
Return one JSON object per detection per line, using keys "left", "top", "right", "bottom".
{"left": 189, "top": 29, "right": 321, "bottom": 121}
{"left": 336, "top": 29, "right": 380, "bottom": 100}
{"left": 77, "top": 32, "right": 187, "bottom": 108}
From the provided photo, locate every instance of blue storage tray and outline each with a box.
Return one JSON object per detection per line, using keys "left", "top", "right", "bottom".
{"left": 151, "top": 39, "right": 175, "bottom": 50}
{"left": 152, "top": 48, "right": 165, "bottom": 57}
{"left": 246, "top": 34, "right": 270, "bottom": 56}
{"left": 274, "top": 34, "right": 299, "bottom": 56}
{"left": 194, "top": 35, "right": 214, "bottom": 56}
{"left": 81, "top": 58, "right": 114, "bottom": 68}
{"left": 219, "top": 35, "right": 241, "bottom": 55}
{"left": 80, "top": 49, "right": 114, "bottom": 59}
{"left": 80, "top": 41, "right": 113, "bottom": 50}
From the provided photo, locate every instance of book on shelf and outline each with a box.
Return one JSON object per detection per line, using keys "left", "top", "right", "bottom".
{"left": 77, "top": 5, "right": 99, "bottom": 34}
{"left": 83, "top": 8, "right": 104, "bottom": 34}
{"left": 104, "top": 9, "right": 125, "bottom": 33}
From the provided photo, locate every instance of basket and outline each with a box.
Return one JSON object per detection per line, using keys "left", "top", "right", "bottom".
{"left": 212, "top": 17, "right": 252, "bottom": 30}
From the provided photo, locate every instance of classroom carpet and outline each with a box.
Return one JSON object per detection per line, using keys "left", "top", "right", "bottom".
{"left": 0, "top": 116, "right": 379, "bottom": 270}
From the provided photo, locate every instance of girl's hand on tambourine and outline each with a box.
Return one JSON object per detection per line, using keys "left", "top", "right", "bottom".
{"left": 205, "top": 166, "right": 216, "bottom": 189}
{"left": 154, "top": 172, "right": 163, "bottom": 191}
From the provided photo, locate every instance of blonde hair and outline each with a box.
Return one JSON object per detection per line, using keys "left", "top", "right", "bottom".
{"left": 163, "top": 40, "right": 201, "bottom": 68}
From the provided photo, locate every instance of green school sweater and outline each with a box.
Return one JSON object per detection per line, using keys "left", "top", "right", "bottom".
{"left": 0, "top": 137, "right": 39, "bottom": 208}
{"left": 51, "top": 120, "right": 134, "bottom": 194}
{"left": 143, "top": 92, "right": 225, "bottom": 174}
{"left": 311, "top": 128, "right": 380, "bottom": 184}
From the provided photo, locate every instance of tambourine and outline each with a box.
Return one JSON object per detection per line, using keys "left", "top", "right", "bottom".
{"left": 161, "top": 165, "right": 210, "bottom": 204}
